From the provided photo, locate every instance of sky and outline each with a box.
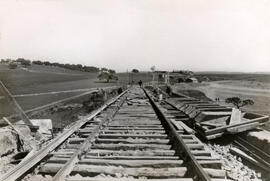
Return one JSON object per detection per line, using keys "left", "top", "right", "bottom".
{"left": 0, "top": 0, "right": 270, "bottom": 72}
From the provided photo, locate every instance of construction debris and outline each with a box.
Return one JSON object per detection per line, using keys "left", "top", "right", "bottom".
{"left": 208, "top": 144, "right": 263, "bottom": 181}
{"left": 165, "top": 96, "right": 269, "bottom": 140}
{"left": 0, "top": 127, "right": 18, "bottom": 157}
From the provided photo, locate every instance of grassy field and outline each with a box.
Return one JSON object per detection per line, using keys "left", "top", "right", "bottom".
{"left": 0, "top": 64, "right": 119, "bottom": 117}
{"left": 0, "top": 63, "right": 154, "bottom": 117}
{"left": 196, "top": 72, "right": 270, "bottom": 83}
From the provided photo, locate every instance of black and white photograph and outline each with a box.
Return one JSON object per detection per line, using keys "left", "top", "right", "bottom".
{"left": 0, "top": 0, "right": 270, "bottom": 180}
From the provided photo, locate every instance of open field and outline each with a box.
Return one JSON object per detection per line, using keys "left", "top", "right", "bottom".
{"left": 0, "top": 64, "right": 153, "bottom": 117}
{"left": 0, "top": 64, "right": 119, "bottom": 117}
{"left": 196, "top": 72, "right": 270, "bottom": 83}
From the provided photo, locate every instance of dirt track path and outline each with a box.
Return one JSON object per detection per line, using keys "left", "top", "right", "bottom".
{"left": 0, "top": 88, "right": 95, "bottom": 100}
{"left": 206, "top": 83, "right": 270, "bottom": 98}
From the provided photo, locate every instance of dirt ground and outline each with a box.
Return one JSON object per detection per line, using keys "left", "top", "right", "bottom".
{"left": 172, "top": 80, "right": 270, "bottom": 130}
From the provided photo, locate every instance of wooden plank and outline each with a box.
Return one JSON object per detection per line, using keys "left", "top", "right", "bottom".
{"left": 198, "top": 160, "right": 222, "bottom": 166}
{"left": 198, "top": 108, "right": 231, "bottom": 111}
{"left": 200, "top": 111, "right": 232, "bottom": 116}
{"left": 203, "top": 168, "right": 226, "bottom": 178}
{"left": 106, "top": 125, "right": 164, "bottom": 131}
{"left": 41, "top": 164, "right": 188, "bottom": 178}
{"left": 195, "top": 156, "right": 220, "bottom": 160}
{"left": 98, "top": 133, "right": 167, "bottom": 139}
{"left": 100, "top": 130, "right": 166, "bottom": 134}
{"left": 191, "top": 150, "right": 212, "bottom": 156}
{"left": 87, "top": 149, "right": 175, "bottom": 156}
{"left": 78, "top": 159, "right": 183, "bottom": 167}
{"left": 96, "top": 138, "right": 169, "bottom": 144}
{"left": 186, "top": 144, "right": 205, "bottom": 149}
{"left": 92, "top": 143, "right": 172, "bottom": 150}
{"left": 171, "top": 119, "right": 195, "bottom": 134}
{"left": 85, "top": 155, "right": 180, "bottom": 160}
{"left": 50, "top": 151, "right": 75, "bottom": 156}
{"left": 205, "top": 116, "right": 269, "bottom": 135}
{"left": 227, "top": 122, "right": 259, "bottom": 134}
{"left": 52, "top": 155, "right": 72, "bottom": 159}
{"left": 108, "top": 125, "right": 163, "bottom": 128}
{"left": 110, "top": 120, "right": 161, "bottom": 125}
{"left": 200, "top": 122, "right": 223, "bottom": 128}
{"left": 113, "top": 115, "right": 157, "bottom": 119}
{"left": 68, "top": 138, "right": 85, "bottom": 144}
{"left": 66, "top": 178, "right": 193, "bottom": 181}
{"left": 205, "top": 133, "right": 224, "bottom": 140}
{"left": 47, "top": 158, "right": 184, "bottom": 167}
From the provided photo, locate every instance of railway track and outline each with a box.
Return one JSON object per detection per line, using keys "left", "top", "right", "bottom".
{"left": 154, "top": 85, "right": 270, "bottom": 173}
{"left": 1, "top": 87, "right": 228, "bottom": 181}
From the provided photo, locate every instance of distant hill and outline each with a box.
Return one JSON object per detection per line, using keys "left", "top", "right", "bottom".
{"left": 195, "top": 71, "right": 270, "bottom": 75}
{"left": 195, "top": 71, "right": 270, "bottom": 83}
{"left": 26, "top": 64, "right": 86, "bottom": 75}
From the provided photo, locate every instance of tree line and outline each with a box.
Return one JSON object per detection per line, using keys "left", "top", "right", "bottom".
{"left": 1, "top": 58, "right": 115, "bottom": 73}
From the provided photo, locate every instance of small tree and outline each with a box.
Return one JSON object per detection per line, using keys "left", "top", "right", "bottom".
{"left": 108, "top": 69, "right": 116, "bottom": 74}
{"left": 32, "top": 60, "right": 43, "bottom": 65}
{"left": 98, "top": 71, "right": 118, "bottom": 82}
{"left": 44, "top": 61, "right": 51, "bottom": 66}
{"left": 16, "top": 58, "right": 31, "bottom": 67}
{"left": 225, "top": 97, "right": 254, "bottom": 109}
{"left": 8, "top": 62, "right": 18, "bottom": 69}
{"left": 132, "top": 69, "right": 139, "bottom": 73}
{"left": 101, "top": 68, "right": 108, "bottom": 72}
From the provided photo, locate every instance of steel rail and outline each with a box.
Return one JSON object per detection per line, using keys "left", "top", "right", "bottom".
{"left": 52, "top": 92, "right": 127, "bottom": 181}
{"left": 234, "top": 135, "right": 270, "bottom": 170}
{"left": 143, "top": 88, "right": 211, "bottom": 181}
{"left": 0, "top": 89, "right": 128, "bottom": 181}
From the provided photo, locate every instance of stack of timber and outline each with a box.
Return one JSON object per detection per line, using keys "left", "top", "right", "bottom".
{"left": 161, "top": 91, "right": 269, "bottom": 140}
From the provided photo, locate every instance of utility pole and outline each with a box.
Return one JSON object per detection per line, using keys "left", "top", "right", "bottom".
{"left": 150, "top": 66, "right": 156, "bottom": 86}
{"left": 126, "top": 69, "right": 129, "bottom": 86}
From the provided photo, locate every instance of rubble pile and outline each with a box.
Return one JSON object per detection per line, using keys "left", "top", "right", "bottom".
{"left": 0, "top": 127, "right": 18, "bottom": 156}
{"left": 0, "top": 127, "right": 19, "bottom": 175}
{"left": 208, "top": 143, "right": 262, "bottom": 181}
